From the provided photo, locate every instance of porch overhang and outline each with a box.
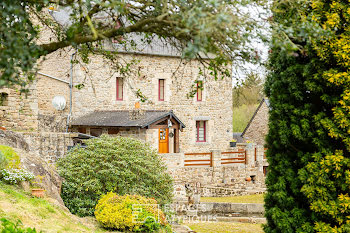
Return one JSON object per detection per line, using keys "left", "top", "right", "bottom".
{"left": 70, "top": 110, "right": 186, "bottom": 131}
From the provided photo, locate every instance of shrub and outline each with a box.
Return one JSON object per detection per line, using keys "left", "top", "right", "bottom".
{"left": 58, "top": 135, "right": 173, "bottom": 217}
{"left": 0, "top": 146, "right": 34, "bottom": 185}
{"left": 0, "top": 151, "right": 8, "bottom": 170}
{"left": 95, "top": 193, "right": 169, "bottom": 232}
{"left": 264, "top": 1, "right": 350, "bottom": 232}
{"left": 0, "top": 218, "right": 39, "bottom": 233}
{"left": 0, "top": 145, "right": 20, "bottom": 169}
{"left": 0, "top": 169, "right": 35, "bottom": 185}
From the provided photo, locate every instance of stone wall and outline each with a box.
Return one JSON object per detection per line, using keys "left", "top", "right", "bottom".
{"left": 0, "top": 72, "right": 70, "bottom": 132}
{"left": 243, "top": 101, "right": 269, "bottom": 146}
{"left": 162, "top": 144, "right": 268, "bottom": 199}
{"left": 0, "top": 129, "right": 74, "bottom": 162}
{"left": 0, "top": 86, "right": 38, "bottom": 131}
{"left": 175, "top": 202, "right": 264, "bottom": 218}
{"left": 18, "top": 132, "right": 74, "bottom": 162}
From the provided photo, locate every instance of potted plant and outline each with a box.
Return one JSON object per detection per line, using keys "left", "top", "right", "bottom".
{"left": 31, "top": 175, "right": 45, "bottom": 198}
{"left": 230, "top": 139, "right": 237, "bottom": 147}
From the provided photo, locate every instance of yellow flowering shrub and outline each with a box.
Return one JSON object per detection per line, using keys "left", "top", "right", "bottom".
{"left": 95, "top": 192, "right": 170, "bottom": 232}
{"left": 0, "top": 145, "right": 20, "bottom": 169}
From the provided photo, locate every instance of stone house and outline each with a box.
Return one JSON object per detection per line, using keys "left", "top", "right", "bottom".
{"left": 241, "top": 98, "right": 270, "bottom": 146}
{"left": 0, "top": 29, "right": 233, "bottom": 154}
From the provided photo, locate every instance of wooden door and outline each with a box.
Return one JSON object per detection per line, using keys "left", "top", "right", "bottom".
{"left": 159, "top": 128, "right": 169, "bottom": 153}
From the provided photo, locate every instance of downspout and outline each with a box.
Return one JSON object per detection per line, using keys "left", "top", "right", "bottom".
{"left": 66, "top": 50, "right": 77, "bottom": 132}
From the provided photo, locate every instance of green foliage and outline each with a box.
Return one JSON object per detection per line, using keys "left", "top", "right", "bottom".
{"left": 58, "top": 135, "right": 173, "bottom": 217}
{"left": 233, "top": 73, "right": 264, "bottom": 108}
{"left": 0, "top": 145, "right": 20, "bottom": 169}
{"left": 0, "top": 0, "right": 266, "bottom": 90}
{"left": 95, "top": 193, "right": 170, "bottom": 232}
{"left": 232, "top": 104, "right": 259, "bottom": 132}
{"left": 0, "top": 152, "right": 8, "bottom": 170}
{"left": 264, "top": 0, "right": 350, "bottom": 232}
{"left": 232, "top": 73, "right": 263, "bottom": 132}
{"left": 0, "top": 218, "right": 39, "bottom": 233}
{"left": 0, "top": 146, "right": 33, "bottom": 185}
{"left": 0, "top": 0, "right": 42, "bottom": 90}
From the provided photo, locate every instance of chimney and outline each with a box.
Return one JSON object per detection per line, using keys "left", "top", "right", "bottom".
{"left": 129, "top": 101, "right": 144, "bottom": 120}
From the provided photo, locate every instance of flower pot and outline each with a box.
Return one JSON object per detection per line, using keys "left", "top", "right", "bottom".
{"left": 230, "top": 141, "right": 237, "bottom": 147}
{"left": 245, "top": 177, "right": 251, "bottom": 182}
{"left": 31, "top": 189, "right": 45, "bottom": 198}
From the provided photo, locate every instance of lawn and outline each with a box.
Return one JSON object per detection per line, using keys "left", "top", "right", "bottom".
{"left": 187, "top": 222, "right": 264, "bottom": 233}
{"left": 0, "top": 181, "right": 109, "bottom": 233}
{"left": 232, "top": 104, "right": 258, "bottom": 132}
{"left": 200, "top": 194, "right": 264, "bottom": 204}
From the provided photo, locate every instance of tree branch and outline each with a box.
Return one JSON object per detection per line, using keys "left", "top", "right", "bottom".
{"left": 39, "top": 17, "right": 158, "bottom": 54}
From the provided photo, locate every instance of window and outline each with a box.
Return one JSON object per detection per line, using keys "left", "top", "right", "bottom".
{"left": 158, "top": 79, "right": 165, "bottom": 101}
{"left": 90, "top": 128, "right": 102, "bottom": 137}
{"left": 197, "top": 81, "right": 203, "bottom": 101}
{"left": 116, "top": 77, "right": 123, "bottom": 100}
{"left": 196, "top": 121, "right": 206, "bottom": 142}
{"left": 108, "top": 128, "right": 119, "bottom": 135}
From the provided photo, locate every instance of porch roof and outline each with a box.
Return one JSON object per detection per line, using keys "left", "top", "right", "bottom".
{"left": 71, "top": 110, "right": 186, "bottom": 129}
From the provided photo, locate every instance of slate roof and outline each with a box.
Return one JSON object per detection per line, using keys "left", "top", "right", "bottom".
{"left": 241, "top": 98, "right": 270, "bottom": 137}
{"left": 71, "top": 110, "right": 186, "bottom": 129}
{"left": 50, "top": 8, "right": 182, "bottom": 57}
{"left": 232, "top": 132, "right": 245, "bottom": 143}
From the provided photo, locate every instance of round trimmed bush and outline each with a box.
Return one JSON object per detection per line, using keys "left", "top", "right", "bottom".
{"left": 58, "top": 135, "right": 173, "bottom": 216}
{"left": 95, "top": 193, "right": 170, "bottom": 232}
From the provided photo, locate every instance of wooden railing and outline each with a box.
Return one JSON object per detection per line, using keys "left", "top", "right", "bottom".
{"left": 220, "top": 149, "right": 246, "bottom": 165}
{"left": 184, "top": 152, "right": 213, "bottom": 167}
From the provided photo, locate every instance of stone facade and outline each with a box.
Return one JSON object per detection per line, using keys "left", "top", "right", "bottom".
{"left": 241, "top": 99, "right": 269, "bottom": 146}
{"left": 1, "top": 13, "right": 233, "bottom": 154}
{"left": 1, "top": 49, "right": 233, "bottom": 153}
{"left": 0, "top": 87, "right": 38, "bottom": 131}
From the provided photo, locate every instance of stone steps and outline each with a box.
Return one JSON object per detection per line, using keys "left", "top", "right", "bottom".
{"left": 172, "top": 224, "right": 195, "bottom": 233}
{"left": 216, "top": 216, "right": 266, "bottom": 224}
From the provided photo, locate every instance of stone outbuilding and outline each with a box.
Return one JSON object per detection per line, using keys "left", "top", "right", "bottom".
{"left": 241, "top": 98, "right": 270, "bottom": 146}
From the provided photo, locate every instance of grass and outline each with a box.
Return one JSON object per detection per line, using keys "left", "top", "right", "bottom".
{"left": 0, "top": 181, "right": 109, "bottom": 233}
{"left": 232, "top": 104, "right": 258, "bottom": 132}
{"left": 200, "top": 194, "right": 264, "bottom": 204}
{"left": 187, "top": 222, "right": 263, "bottom": 233}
